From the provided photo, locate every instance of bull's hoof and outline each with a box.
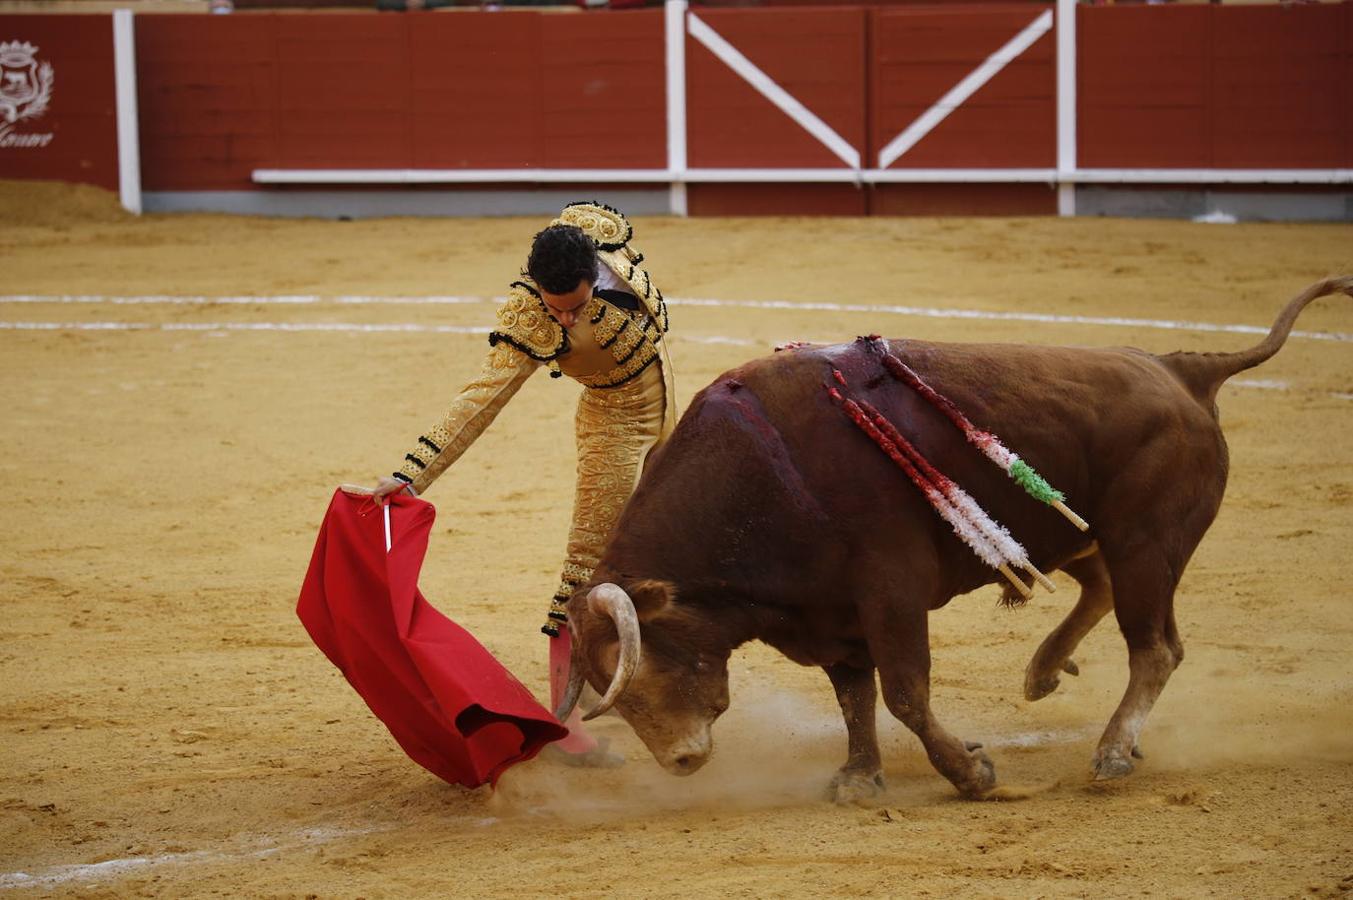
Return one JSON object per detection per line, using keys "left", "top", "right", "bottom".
{"left": 1024, "top": 658, "right": 1080, "bottom": 702}
{"left": 957, "top": 747, "right": 997, "bottom": 799}
{"left": 1023, "top": 672, "right": 1061, "bottom": 702}
{"left": 1091, "top": 747, "right": 1135, "bottom": 781}
{"left": 827, "top": 769, "right": 885, "bottom": 806}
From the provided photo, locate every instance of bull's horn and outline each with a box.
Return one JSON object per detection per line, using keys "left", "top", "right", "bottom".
{"left": 582, "top": 583, "right": 641, "bottom": 721}
{"left": 552, "top": 639, "right": 587, "bottom": 724}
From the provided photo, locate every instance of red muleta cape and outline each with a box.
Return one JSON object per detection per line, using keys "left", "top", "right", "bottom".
{"left": 296, "top": 489, "right": 567, "bottom": 788}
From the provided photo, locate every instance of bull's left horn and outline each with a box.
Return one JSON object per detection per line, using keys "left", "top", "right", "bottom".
{"left": 552, "top": 639, "right": 587, "bottom": 724}
{"left": 583, "top": 583, "right": 641, "bottom": 721}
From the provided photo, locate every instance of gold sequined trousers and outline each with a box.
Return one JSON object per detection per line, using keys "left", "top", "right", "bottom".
{"left": 557, "top": 361, "right": 667, "bottom": 595}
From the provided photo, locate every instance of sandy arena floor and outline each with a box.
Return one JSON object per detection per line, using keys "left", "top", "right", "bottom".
{"left": 1, "top": 181, "right": 1351, "bottom": 898}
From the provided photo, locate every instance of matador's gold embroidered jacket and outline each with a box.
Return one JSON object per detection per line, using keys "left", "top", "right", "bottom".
{"left": 389, "top": 202, "right": 676, "bottom": 635}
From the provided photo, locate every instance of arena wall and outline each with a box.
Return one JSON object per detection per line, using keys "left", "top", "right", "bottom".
{"left": 1078, "top": 4, "right": 1352, "bottom": 170}
{"left": 0, "top": 14, "right": 117, "bottom": 189}
{"left": 1, "top": 1, "right": 1349, "bottom": 218}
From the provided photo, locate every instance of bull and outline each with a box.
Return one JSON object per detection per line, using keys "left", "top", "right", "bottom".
{"left": 554, "top": 277, "right": 1351, "bottom": 801}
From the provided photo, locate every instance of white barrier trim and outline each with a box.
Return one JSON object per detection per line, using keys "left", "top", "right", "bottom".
{"left": 864, "top": 168, "right": 1055, "bottom": 184}
{"left": 112, "top": 10, "right": 141, "bottom": 215}
{"left": 877, "top": 10, "right": 1054, "bottom": 170}
{"left": 666, "top": 0, "right": 689, "bottom": 216}
{"left": 685, "top": 12, "right": 861, "bottom": 170}
{"left": 251, "top": 168, "right": 676, "bottom": 184}
{"left": 687, "top": 168, "right": 861, "bottom": 183}
{"left": 1068, "top": 169, "right": 1353, "bottom": 185}
{"left": 1056, "top": 0, "right": 1076, "bottom": 217}
{"left": 251, "top": 167, "right": 1353, "bottom": 186}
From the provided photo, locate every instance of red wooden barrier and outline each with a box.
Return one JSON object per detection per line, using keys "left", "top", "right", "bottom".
{"left": 870, "top": 4, "right": 1054, "bottom": 169}
{"left": 522, "top": 10, "right": 666, "bottom": 169}
{"left": 275, "top": 15, "right": 408, "bottom": 170}
{"left": 405, "top": 10, "right": 665, "bottom": 170}
{"left": 136, "top": 16, "right": 277, "bottom": 191}
{"left": 1078, "top": 3, "right": 1352, "bottom": 169}
{"left": 1077, "top": 6, "right": 1209, "bottom": 169}
{"left": 685, "top": 6, "right": 866, "bottom": 169}
{"left": 1211, "top": 4, "right": 1349, "bottom": 169}
{"left": 137, "top": 9, "right": 666, "bottom": 191}
{"left": 5, "top": 5, "right": 1349, "bottom": 215}
{"left": 0, "top": 15, "right": 117, "bottom": 191}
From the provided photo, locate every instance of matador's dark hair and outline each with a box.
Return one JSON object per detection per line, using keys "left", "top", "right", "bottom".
{"left": 525, "top": 224, "right": 599, "bottom": 295}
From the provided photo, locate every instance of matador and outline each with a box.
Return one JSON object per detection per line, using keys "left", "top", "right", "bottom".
{"left": 370, "top": 201, "right": 675, "bottom": 760}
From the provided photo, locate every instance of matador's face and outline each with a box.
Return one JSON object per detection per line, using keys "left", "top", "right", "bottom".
{"left": 541, "top": 279, "right": 592, "bottom": 329}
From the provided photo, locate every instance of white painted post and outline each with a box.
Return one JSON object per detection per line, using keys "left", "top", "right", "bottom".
{"left": 1055, "top": 0, "right": 1076, "bottom": 217}
{"left": 112, "top": 10, "right": 142, "bottom": 215}
{"left": 665, "top": 0, "right": 689, "bottom": 216}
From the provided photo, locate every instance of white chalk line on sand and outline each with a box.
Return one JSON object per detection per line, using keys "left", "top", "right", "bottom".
{"left": 672, "top": 297, "right": 1353, "bottom": 344}
{"left": 0, "top": 850, "right": 224, "bottom": 890}
{"left": 0, "top": 297, "right": 1345, "bottom": 396}
{"left": 0, "top": 294, "right": 487, "bottom": 306}
{"left": 1231, "top": 378, "right": 1289, "bottom": 391}
{"left": 1, "top": 294, "right": 1350, "bottom": 344}
{"left": 0, "top": 823, "right": 399, "bottom": 891}
{"left": 0, "top": 321, "right": 494, "bottom": 334}
{"left": 0, "top": 322, "right": 759, "bottom": 347}
{"left": 985, "top": 726, "right": 1098, "bottom": 749}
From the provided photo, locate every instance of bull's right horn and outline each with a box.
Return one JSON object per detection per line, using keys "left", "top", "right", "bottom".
{"left": 582, "top": 583, "right": 641, "bottom": 721}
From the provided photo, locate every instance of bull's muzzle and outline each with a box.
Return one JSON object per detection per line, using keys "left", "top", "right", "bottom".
{"left": 658, "top": 732, "right": 712, "bottom": 776}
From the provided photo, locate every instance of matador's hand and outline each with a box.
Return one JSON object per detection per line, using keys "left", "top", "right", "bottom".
{"left": 371, "top": 476, "right": 417, "bottom": 501}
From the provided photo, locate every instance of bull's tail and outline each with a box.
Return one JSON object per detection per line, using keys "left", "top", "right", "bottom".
{"left": 1160, "top": 275, "right": 1353, "bottom": 405}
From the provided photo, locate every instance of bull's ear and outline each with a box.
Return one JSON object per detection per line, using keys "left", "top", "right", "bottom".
{"left": 625, "top": 579, "right": 675, "bottom": 622}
